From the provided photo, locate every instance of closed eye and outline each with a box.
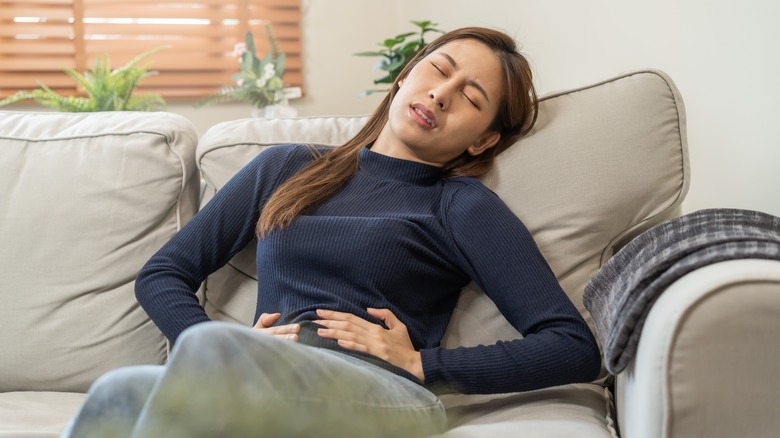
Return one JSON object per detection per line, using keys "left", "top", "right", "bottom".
{"left": 432, "top": 62, "right": 479, "bottom": 109}
{"left": 463, "top": 92, "right": 479, "bottom": 109}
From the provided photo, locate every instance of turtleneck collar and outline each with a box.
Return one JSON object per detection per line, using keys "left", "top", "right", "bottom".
{"left": 359, "top": 146, "right": 443, "bottom": 186}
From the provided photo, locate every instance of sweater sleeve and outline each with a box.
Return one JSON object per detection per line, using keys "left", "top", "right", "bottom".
{"left": 135, "top": 145, "right": 304, "bottom": 344}
{"left": 420, "top": 180, "right": 601, "bottom": 394}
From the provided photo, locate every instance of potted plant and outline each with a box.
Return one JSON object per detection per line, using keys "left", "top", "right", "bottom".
{"left": 354, "top": 21, "right": 444, "bottom": 96}
{"left": 196, "top": 23, "right": 299, "bottom": 118}
{"left": 0, "top": 47, "right": 167, "bottom": 112}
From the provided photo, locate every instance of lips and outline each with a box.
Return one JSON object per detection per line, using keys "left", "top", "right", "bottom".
{"left": 410, "top": 103, "right": 437, "bottom": 129}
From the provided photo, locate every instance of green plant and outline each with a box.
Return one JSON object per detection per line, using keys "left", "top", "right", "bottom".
{"left": 0, "top": 47, "right": 167, "bottom": 112}
{"left": 354, "top": 20, "right": 444, "bottom": 96}
{"left": 196, "top": 24, "right": 286, "bottom": 109}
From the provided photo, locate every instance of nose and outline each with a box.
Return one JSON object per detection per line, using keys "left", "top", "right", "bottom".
{"left": 429, "top": 84, "right": 452, "bottom": 111}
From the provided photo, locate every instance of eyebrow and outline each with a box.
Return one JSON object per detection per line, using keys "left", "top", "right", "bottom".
{"left": 440, "top": 52, "right": 491, "bottom": 104}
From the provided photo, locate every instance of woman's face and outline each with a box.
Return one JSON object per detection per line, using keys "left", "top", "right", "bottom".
{"left": 376, "top": 38, "right": 503, "bottom": 167}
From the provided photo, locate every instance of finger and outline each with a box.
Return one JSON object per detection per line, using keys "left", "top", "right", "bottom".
{"left": 263, "top": 323, "right": 300, "bottom": 336}
{"left": 316, "top": 327, "right": 371, "bottom": 353}
{"left": 316, "top": 327, "right": 362, "bottom": 343}
{"left": 316, "top": 308, "right": 356, "bottom": 321}
{"left": 316, "top": 309, "right": 374, "bottom": 331}
{"left": 335, "top": 338, "right": 370, "bottom": 353}
{"left": 317, "top": 327, "right": 386, "bottom": 353}
{"left": 263, "top": 333, "right": 299, "bottom": 342}
{"left": 254, "top": 312, "right": 281, "bottom": 329}
{"left": 313, "top": 319, "right": 370, "bottom": 336}
{"left": 265, "top": 333, "right": 299, "bottom": 342}
{"left": 367, "top": 308, "right": 404, "bottom": 330}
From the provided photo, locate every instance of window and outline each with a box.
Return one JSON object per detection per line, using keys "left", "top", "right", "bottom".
{"left": 0, "top": 0, "right": 302, "bottom": 99}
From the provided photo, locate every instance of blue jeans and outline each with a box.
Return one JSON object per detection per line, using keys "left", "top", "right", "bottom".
{"left": 61, "top": 322, "right": 446, "bottom": 437}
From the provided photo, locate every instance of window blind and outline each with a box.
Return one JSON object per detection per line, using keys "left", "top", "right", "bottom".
{"left": 0, "top": 0, "right": 302, "bottom": 99}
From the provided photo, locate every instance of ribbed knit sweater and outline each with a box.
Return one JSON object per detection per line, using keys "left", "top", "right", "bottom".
{"left": 136, "top": 144, "right": 600, "bottom": 395}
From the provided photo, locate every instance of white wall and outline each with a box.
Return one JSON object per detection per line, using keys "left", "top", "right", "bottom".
{"left": 393, "top": 0, "right": 780, "bottom": 216}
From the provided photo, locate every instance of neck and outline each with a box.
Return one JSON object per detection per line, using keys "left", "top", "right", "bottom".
{"left": 371, "top": 123, "right": 443, "bottom": 167}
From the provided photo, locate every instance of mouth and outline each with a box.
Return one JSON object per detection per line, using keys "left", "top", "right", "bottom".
{"left": 410, "top": 103, "right": 436, "bottom": 129}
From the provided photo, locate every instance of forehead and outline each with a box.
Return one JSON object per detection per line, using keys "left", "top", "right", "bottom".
{"left": 426, "top": 39, "right": 502, "bottom": 92}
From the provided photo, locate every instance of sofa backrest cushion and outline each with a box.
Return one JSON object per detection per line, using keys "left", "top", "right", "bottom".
{"left": 196, "top": 70, "right": 689, "bottom": 355}
{"left": 0, "top": 111, "right": 199, "bottom": 392}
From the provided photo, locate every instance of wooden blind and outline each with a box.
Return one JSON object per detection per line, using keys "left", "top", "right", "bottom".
{"left": 0, "top": 0, "right": 302, "bottom": 99}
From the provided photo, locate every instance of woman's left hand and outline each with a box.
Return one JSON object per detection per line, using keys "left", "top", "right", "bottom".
{"left": 315, "top": 308, "right": 425, "bottom": 382}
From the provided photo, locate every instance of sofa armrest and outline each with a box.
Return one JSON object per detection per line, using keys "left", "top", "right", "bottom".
{"left": 615, "top": 259, "right": 780, "bottom": 438}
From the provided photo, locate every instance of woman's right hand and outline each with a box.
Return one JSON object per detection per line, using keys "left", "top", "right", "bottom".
{"left": 252, "top": 313, "right": 300, "bottom": 342}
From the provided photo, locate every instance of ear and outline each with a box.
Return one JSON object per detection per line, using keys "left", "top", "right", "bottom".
{"left": 467, "top": 131, "right": 501, "bottom": 156}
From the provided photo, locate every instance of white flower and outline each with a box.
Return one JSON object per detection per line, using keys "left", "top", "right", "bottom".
{"left": 263, "top": 63, "right": 275, "bottom": 80}
{"left": 256, "top": 77, "right": 267, "bottom": 88}
{"left": 237, "top": 78, "right": 245, "bottom": 87}
{"left": 232, "top": 42, "right": 247, "bottom": 58}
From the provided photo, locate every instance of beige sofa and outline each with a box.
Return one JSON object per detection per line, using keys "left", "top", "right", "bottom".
{"left": 2, "top": 69, "right": 779, "bottom": 438}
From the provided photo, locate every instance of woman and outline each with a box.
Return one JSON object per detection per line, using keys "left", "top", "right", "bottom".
{"left": 63, "top": 27, "right": 600, "bottom": 437}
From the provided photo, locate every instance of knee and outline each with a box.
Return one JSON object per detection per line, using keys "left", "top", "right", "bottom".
{"left": 87, "top": 365, "right": 161, "bottom": 401}
{"left": 175, "top": 321, "right": 244, "bottom": 349}
{"left": 170, "top": 322, "right": 305, "bottom": 377}
{"left": 173, "top": 321, "right": 265, "bottom": 360}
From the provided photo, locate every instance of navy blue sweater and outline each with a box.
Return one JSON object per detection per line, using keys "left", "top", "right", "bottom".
{"left": 136, "top": 144, "right": 600, "bottom": 394}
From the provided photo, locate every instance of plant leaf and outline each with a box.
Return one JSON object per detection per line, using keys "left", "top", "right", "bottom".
{"left": 127, "top": 93, "right": 167, "bottom": 111}
{"left": 274, "top": 53, "right": 286, "bottom": 77}
{"left": 394, "top": 32, "right": 417, "bottom": 40}
{"left": 352, "top": 19, "right": 447, "bottom": 98}
{"left": 353, "top": 51, "right": 385, "bottom": 57}
{"left": 359, "top": 89, "right": 389, "bottom": 97}
{"left": 241, "top": 51, "right": 255, "bottom": 75}
{"left": 0, "top": 45, "right": 167, "bottom": 111}
{"left": 385, "top": 57, "right": 407, "bottom": 72}
{"left": 399, "top": 41, "right": 422, "bottom": 55}
{"left": 245, "top": 31, "right": 256, "bottom": 56}
{"left": 193, "top": 86, "right": 244, "bottom": 108}
{"left": 411, "top": 20, "right": 432, "bottom": 29}
{"left": 373, "top": 74, "right": 394, "bottom": 85}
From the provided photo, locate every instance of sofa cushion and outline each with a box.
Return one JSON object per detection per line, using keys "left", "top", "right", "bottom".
{"left": 0, "top": 391, "right": 86, "bottom": 438}
{"left": 0, "top": 111, "right": 199, "bottom": 393}
{"left": 195, "top": 70, "right": 689, "bottom": 355}
{"left": 439, "top": 383, "right": 616, "bottom": 437}
{"left": 442, "top": 69, "right": 689, "bottom": 355}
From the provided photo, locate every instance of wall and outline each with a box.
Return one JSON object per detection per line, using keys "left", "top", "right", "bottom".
{"left": 392, "top": 0, "right": 780, "bottom": 216}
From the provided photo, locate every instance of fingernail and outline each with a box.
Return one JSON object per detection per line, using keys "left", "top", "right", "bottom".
{"left": 288, "top": 334, "right": 297, "bottom": 341}
{"left": 291, "top": 324, "right": 299, "bottom": 332}
{"left": 316, "top": 309, "right": 324, "bottom": 315}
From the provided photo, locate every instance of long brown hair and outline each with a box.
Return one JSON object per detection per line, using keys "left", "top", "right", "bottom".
{"left": 256, "top": 27, "right": 538, "bottom": 238}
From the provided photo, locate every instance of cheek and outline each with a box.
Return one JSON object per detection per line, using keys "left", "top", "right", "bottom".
{"left": 390, "top": 86, "right": 417, "bottom": 118}
{"left": 452, "top": 107, "right": 489, "bottom": 128}
{"left": 387, "top": 94, "right": 405, "bottom": 124}
{"left": 386, "top": 94, "right": 415, "bottom": 138}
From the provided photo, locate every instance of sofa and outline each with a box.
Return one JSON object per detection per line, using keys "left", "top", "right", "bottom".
{"left": 2, "top": 69, "right": 779, "bottom": 438}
